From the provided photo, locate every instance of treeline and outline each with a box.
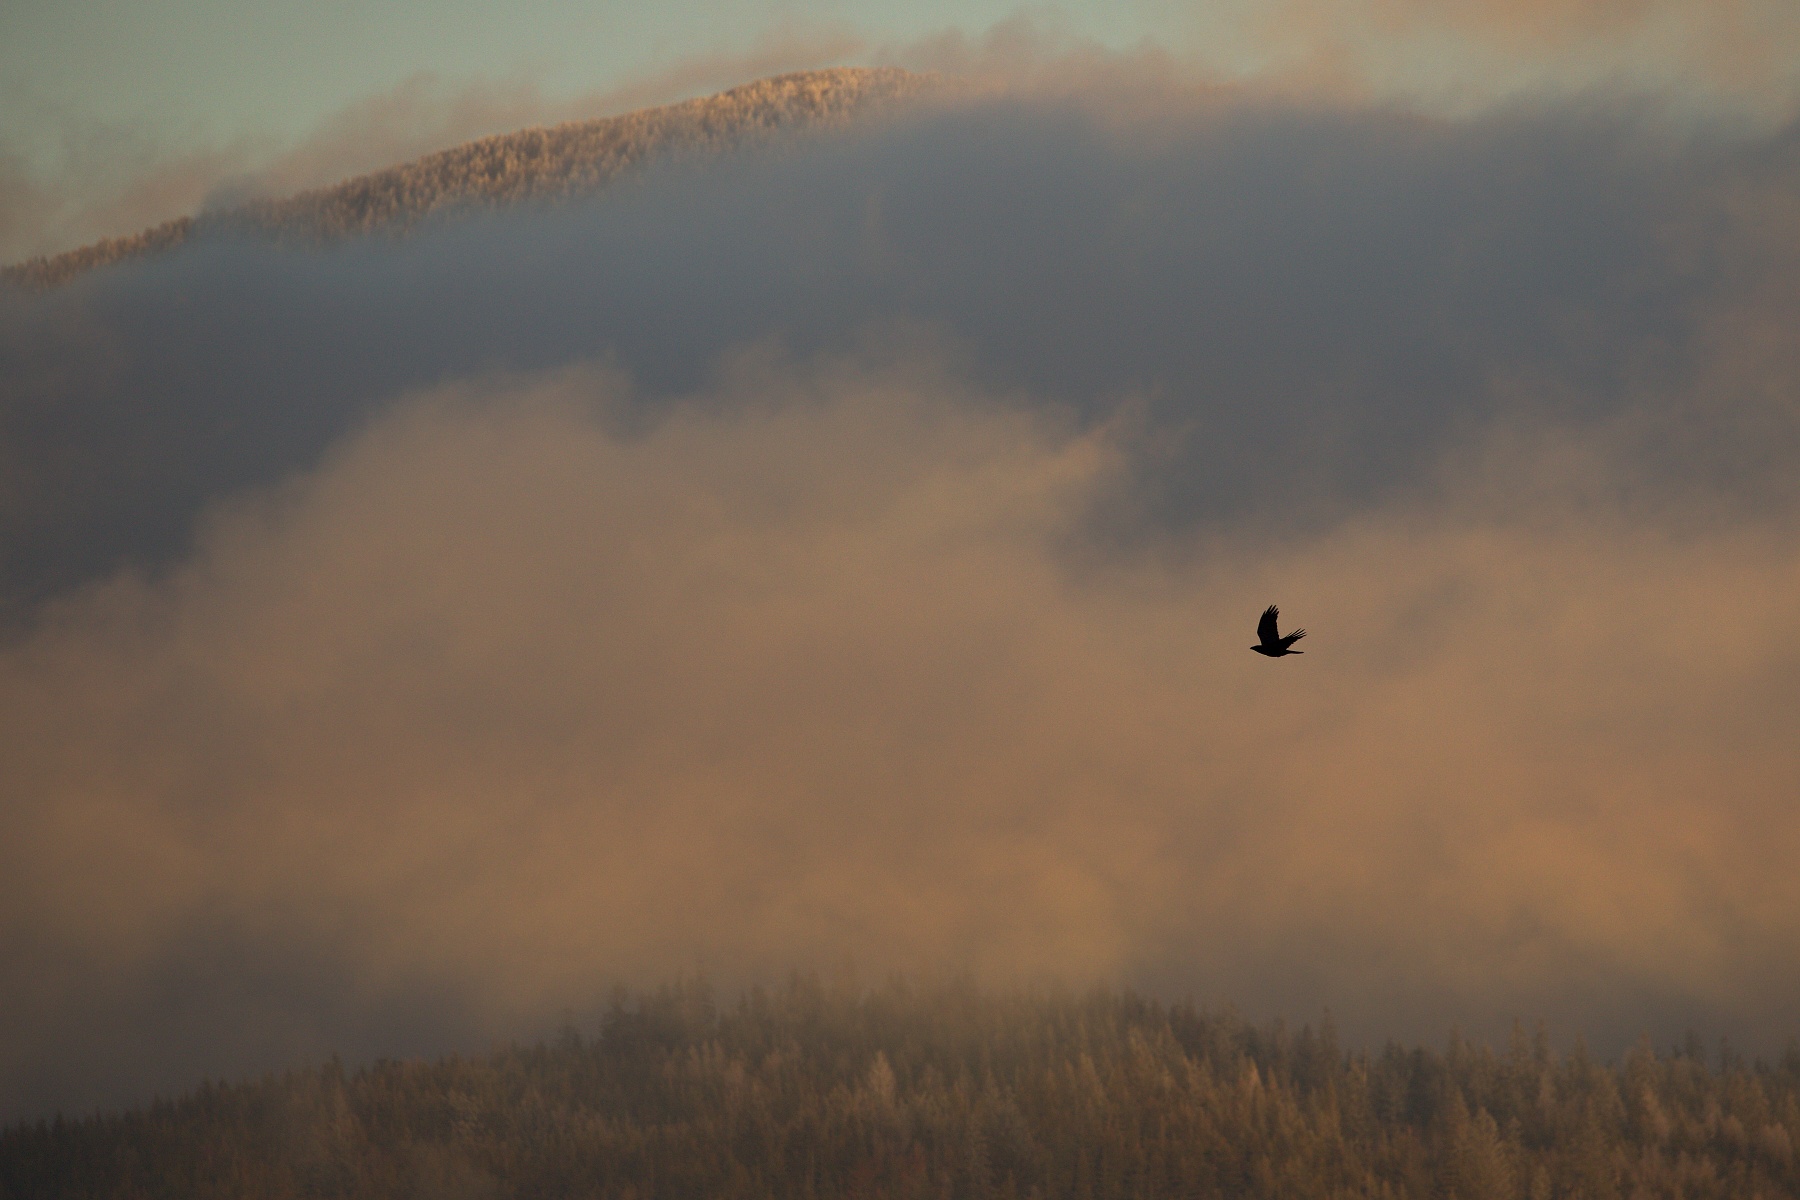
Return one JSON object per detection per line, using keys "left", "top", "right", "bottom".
{"left": 4, "top": 977, "right": 1799, "bottom": 1199}
{"left": 3, "top": 67, "right": 928, "bottom": 289}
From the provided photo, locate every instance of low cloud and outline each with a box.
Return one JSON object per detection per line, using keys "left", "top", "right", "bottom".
{"left": 4, "top": 347, "right": 1800, "bottom": 1119}
{"left": 5, "top": 72, "right": 1800, "bottom": 1118}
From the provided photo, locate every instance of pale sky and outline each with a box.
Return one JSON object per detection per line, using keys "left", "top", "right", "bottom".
{"left": 6, "top": 0, "right": 1797, "bottom": 165}
{"left": 0, "top": 1, "right": 1150, "bottom": 161}
{"left": 0, "top": 1, "right": 1191, "bottom": 260}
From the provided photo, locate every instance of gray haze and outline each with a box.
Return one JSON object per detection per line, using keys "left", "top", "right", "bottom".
{"left": 4, "top": 73, "right": 1800, "bottom": 1120}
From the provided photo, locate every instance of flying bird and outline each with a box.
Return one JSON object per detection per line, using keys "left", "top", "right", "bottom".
{"left": 1252, "top": 605, "right": 1305, "bottom": 657}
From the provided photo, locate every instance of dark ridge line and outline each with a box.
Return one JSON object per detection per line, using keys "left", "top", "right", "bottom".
{"left": 3, "top": 67, "right": 930, "bottom": 289}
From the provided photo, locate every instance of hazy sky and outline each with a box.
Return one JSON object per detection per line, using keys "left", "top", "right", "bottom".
{"left": 5, "top": 0, "right": 1799, "bottom": 261}
{"left": 0, "top": 1, "right": 1143, "bottom": 261}
{"left": 5, "top": 0, "right": 1792, "bottom": 154}
{"left": 0, "top": 0, "right": 1069, "bottom": 152}
{"left": 4, "top": 0, "right": 1800, "bottom": 1125}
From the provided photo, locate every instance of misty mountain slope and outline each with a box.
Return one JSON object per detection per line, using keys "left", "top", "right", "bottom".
{"left": 0, "top": 68, "right": 928, "bottom": 288}
{"left": 10, "top": 90, "right": 1790, "bottom": 619}
{"left": 5, "top": 980, "right": 1799, "bottom": 1200}
{"left": 6, "top": 70, "right": 1800, "bottom": 1123}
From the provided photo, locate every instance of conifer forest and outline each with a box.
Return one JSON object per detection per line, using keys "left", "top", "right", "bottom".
{"left": 5, "top": 979, "right": 1796, "bottom": 1199}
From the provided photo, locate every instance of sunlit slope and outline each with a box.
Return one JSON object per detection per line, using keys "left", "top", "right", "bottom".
{"left": 2, "top": 68, "right": 927, "bottom": 288}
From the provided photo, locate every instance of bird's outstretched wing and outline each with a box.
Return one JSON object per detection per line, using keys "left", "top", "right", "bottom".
{"left": 1278, "top": 628, "right": 1306, "bottom": 651}
{"left": 1257, "top": 605, "right": 1280, "bottom": 646}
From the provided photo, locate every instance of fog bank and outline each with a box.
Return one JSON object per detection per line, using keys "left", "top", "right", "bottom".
{"left": 4, "top": 76, "right": 1800, "bottom": 1118}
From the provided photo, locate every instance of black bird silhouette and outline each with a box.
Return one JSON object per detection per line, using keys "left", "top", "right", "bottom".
{"left": 1252, "top": 604, "right": 1305, "bottom": 657}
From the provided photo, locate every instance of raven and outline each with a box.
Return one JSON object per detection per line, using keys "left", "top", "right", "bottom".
{"left": 1252, "top": 605, "right": 1305, "bottom": 657}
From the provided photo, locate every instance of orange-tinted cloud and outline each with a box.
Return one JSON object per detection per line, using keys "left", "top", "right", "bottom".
{"left": 6, "top": 64, "right": 1800, "bottom": 1120}
{"left": 4, "top": 336, "right": 1800, "bottom": 1115}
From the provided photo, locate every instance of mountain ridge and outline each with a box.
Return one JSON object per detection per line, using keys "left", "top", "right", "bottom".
{"left": 3, "top": 67, "right": 929, "bottom": 289}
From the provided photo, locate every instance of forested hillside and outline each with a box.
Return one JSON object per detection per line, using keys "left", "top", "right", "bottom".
{"left": 2, "top": 68, "right": 927, "bottom": 288}
{"left": 4, "top": 978, "right": 1797, "bottom": 1199}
